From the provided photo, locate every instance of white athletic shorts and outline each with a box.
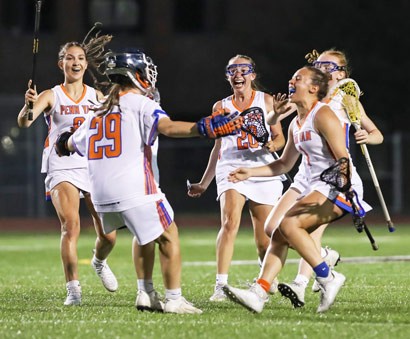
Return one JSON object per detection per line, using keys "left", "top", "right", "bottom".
{"left": 289, "top": 170, "right": 308, "bottom": 195}
{"left": 98, "top": 198, "right": 174, "bottom": 245}
{"left": 44, "top": 168, "right": 90, "bottom": 200}
{"left": 217, "top": 178, "right": 283, "bottom": 205}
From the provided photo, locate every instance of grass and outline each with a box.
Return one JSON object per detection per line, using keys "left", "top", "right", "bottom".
{"left": 0, "top": 222, "right": 409, "bottom": 338}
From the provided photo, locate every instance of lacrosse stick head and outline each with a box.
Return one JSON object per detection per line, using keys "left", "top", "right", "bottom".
{"left": 320, "top": 157, "right": 351, "bottom": 193}
{"left": 239, "top": 106, "right": 269, "bottom": 145}
{"left": 328, "top": 78, "right": 361, "bottom": 125}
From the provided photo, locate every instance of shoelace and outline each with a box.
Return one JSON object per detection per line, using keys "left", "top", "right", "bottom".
{"left": 93, "top": 261, "right": 107, "bottom": 274}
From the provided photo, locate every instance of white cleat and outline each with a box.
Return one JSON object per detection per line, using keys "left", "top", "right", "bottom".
{"left": 209, "top": 285, "right": 227, "bottom": 302}
{"left": 316, "top": 270, "right": 346, "bottom": 313}
{"left": 91, "top": 256, "right": 118, "bottom": 292}
{"left": 164, "top": 296, "right": 202, "bottom": 314}
{"left": 312, "top": 247, "right": 341, "bottom": 293}
{"left": 223, "top": 283, "right": 268, "bottom": 313}
{"left": 64, "top": 283, "right": 82, "bottom": 306}
{"left": 278, "top": 281, "right": 305, "bottom": 308}
{"left": 135, "top": 290, "right": 164, "bottom": 312}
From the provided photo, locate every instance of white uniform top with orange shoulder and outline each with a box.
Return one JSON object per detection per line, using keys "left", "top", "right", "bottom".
{"left": 71, "top": 90, "right": 167, "bottom": 213}
{"left": 291, "top": 101, "right": 370, "bottom": 212}
{"left": 41, "top": 84, "right": 98, "bottom": 173}
{"left": 290, "top": 82, "right": 362, "bottom": 195}
{"left": 216, "top": 90, "right": 283, "bottom": 205}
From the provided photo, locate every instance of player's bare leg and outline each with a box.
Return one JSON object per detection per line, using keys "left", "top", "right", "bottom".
{"left": 157, "top": 222, "right": 202, "bottom": 314}
{"left": 133, "top": 238, "right": 163, "bottom": 312}
{"left": 210, "top": 190, "right": 245, "bottom": 301}
{"left": 84, "top": 193, "right": 118, "bottom": 292}
{"left": 50, "top": 182, "right": 82, "bottom": 305}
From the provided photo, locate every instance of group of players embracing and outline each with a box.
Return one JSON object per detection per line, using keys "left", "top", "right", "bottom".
{"left": 18, "top": 26, "right": 383, "bottom": 314}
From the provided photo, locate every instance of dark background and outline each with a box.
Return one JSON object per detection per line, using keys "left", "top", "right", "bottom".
{"left": 0, "top": 0, "right": 408, "bottom": 221}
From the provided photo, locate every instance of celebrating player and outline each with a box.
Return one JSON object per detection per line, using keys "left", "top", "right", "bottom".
{"left": 223, "top": 66, "right": 366, "bottom": 313}
{"left": 17, "top": 36, "right": 118, "bottom": 306}
{"left": 274, "top": 49, "right": 384, "bottom": 308}
{"left": 187, "top": 54, "right": 285, "bottom": 301}
{"left": 55, "top": 49, "right": 242, "bottom": 313}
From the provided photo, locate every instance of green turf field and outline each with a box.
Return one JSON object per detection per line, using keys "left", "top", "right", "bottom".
{"left": 0, "top": 223, "right": 409, "bottom": 339}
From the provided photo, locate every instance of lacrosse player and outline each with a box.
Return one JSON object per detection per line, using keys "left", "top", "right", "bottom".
{"left": 187, "top": 54, "right": 285, "bottom": 301}
{"left": 55, "top": 49, "right": 242, "bottom": 314}
{"left": 17, "top": 37, "right": 119, "bottom": 306}
{"left": 224, "top": 66, "right": 366, "bottom": 313}
{"left": 274, "top": 49, "right": 384, "bottom": 308}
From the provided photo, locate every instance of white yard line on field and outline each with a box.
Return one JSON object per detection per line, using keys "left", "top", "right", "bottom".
{"left": 183, "top": 255, "right": 410, "bottom": 266}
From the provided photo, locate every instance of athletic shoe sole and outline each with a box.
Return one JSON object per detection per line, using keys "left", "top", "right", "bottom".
{"left": 278, "top": 283, "right": 305, "bottom": 308}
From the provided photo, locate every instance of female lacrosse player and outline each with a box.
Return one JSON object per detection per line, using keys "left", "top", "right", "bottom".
{"left": 55, "top": 49, "right": 241, "bottom": 314}
{"left": 187, "top": 54, "right": 285, "bottom": 301}
{"left": 274, "top": 49, "right": 384, "bottom": 308}
{"left": 223, "top": 66, "right": 366, "bottom": 313}
{"left": 17, "top": 37, "right": 118, "bottom": 306}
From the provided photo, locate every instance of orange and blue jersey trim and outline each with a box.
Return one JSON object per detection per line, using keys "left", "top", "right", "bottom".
{"left": 148, "top": 109, "right": 167, "bottom": 146}
{"left": 156, "top": 199, "right": 172, "bottom": 230}
{"left": 143, "top": 145, "right": 157, "bottom": 195}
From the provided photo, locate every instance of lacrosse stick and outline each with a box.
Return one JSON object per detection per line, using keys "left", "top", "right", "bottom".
{"left": 321, "top": 157, "right": 378, "bottom": 250}
{"left": 27, "top": 0, "right": 43, "bottom": 121}
{"left": 239, "top": 107, "right": 293, "bottom": 183}
{"left": 329, "top": 78, "right": 395, "bottom": 232}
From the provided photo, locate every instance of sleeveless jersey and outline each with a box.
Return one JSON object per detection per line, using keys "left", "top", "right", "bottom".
{"left": 41, "top": 84, "right": 98, "bottom": 173}
{"left": 293, "top": 82, "right": 357, "bottom": 185}
{"left": 216, "top": 91, "right": 280, "bottom": 183}
{"left": 71, "top": 90, "right": 167, "bottom": 212}
{"left": 291, "top": 101, "right": 338, "bottom": 182}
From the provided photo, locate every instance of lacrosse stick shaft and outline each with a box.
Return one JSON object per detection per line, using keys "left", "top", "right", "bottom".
{"left": 271, "top": 151, "right": 293, "bottom": 183}
{"left": 28, "top": 0, "right": 42, "bottom": 121}
{"left": 356, "top": 134, "right": 395, "bottom": 232}
{"left": 362, "top": 223, "right": 378, "bottom": 250}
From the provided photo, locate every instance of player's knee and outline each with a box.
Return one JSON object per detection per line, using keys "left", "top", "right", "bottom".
{"left": 277, "top": 217, "right": 298, "bottom": 239}
{"left": 221, "top": 215, "right": 240, "bottom": 234}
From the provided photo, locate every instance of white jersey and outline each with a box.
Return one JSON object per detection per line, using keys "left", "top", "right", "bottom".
{"left": 291, "top": 101, "right": 370, "bottom": 213}
{"left": 41, "top": 84, "right": 98, "bottom": 173}
{"left": 71, "top": 90, "right": 167, "bottom": 212}
{"left": 292, "top": 101, "right": 336, "bottom": 181}
{"left": 216, "top": 91, "right": 280, "bottom": 182}
{"left": 215, "top": 90, "right": 283, "bottom": 205}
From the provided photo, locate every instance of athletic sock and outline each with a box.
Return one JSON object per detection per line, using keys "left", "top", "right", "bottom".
{"left": 92, "top": 255, "right": 105, "bottom": 265}
{"left": 313, "top": 261, "right": 330, "bottom": 278}
{"left": 294, "top": 274, "right": 309, "bottom": 288}
{"left": 216, "top": 274, "right": 228, "bottom": 286}
{"left": 165, "top": 288, "right": 182, "bottom": 300}
{"left": 256, "top": 278, "right": 271, "bottom": 293}
{"left": 137, "top": 279, "right": 154, "bottom": 293}
{"left": 66, "top": 280, "right": 81, "bottom": 289}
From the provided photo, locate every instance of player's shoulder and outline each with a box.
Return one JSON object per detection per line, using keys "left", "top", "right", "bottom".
{"left": 212, "top": 100, "right": 223, "bottom": 111}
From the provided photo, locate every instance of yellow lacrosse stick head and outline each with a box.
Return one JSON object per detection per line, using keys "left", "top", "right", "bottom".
{"left": 338, "top": 79, "right": 361, "bottom": 125}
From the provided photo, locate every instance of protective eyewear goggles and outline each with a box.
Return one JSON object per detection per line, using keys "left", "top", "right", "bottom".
{"left": 313, "top": 61, "right": 346, "bottom": 73}
{"left": 225, "top": 63, "right": 254, "bottom": 76}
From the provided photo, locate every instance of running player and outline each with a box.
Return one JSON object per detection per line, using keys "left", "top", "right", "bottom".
{"left": 17, "top": 36, "right": 118, "bottom": 306}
